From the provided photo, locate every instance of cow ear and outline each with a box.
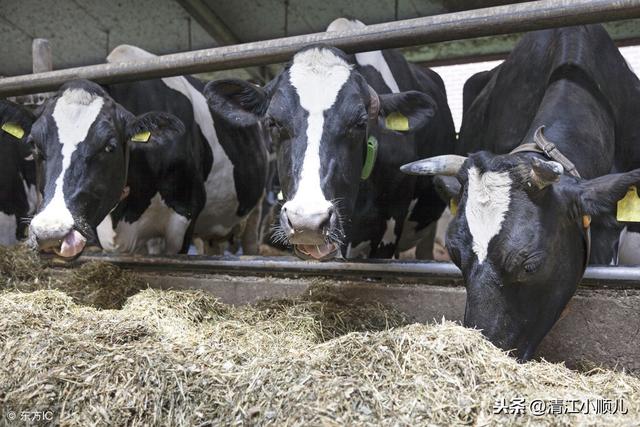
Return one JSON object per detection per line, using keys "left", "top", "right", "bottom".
{"left": 573, "top": 169, "right": 640, "bottom": 220}
{"left": 203, "top": 79, "right": 269, "bottom": 127}
{"left": 126, "top": 111, "right": 185, "bottom": 145}
{"left": 0, "top": 99, "right": 35, "bottom": 141}
{"left": 378, "top": 91, "right": 436, "bottom": 133}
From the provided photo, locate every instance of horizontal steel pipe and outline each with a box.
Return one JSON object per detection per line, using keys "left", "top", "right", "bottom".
{"left": 61, "top": 255, "right": 640, "bottom": 288}
{"left": 2, "top": 0, "right": 640, "bottom": 96}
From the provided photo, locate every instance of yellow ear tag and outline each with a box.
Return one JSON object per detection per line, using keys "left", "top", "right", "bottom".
{"left": 617, "top": 185, "right": 640, "bottom": 222}
{"left": 385, "top": 112, "right": 410, "bottom": 131}
{"left": 131, "top": 130, "right": 151, "bottom": 143}
{"left": 450, "top": 198, "right": 458, "bottom": 216}
{"left": 1, "top": 122, "right": 25, "bottom": 139}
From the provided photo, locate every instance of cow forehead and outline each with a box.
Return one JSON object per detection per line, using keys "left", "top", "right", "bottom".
{"left": 52, "top": 88, "right": 105, "bottom": 147}
{"left": 464, "top": 166, "right": 512, "bottom": 264}
{"left": 288, "top": 48, "right": 353, "bottom": 112}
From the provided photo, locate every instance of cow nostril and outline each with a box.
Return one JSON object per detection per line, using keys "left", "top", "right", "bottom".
{"left": 320, "top": 207, "right": 335, "bottom": 232}
{"left": 282, "top": 207, "right": 294, "bottom": 230}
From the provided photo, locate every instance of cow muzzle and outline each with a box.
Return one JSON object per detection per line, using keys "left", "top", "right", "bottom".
{"left": 29, "top": 216, "right": 88, "bottom": 260}
{"left": 32, "top": 229, "right": 87, "bottom": 259}
{"left": 280, "top": 202, "right": 340, "bottom": 260}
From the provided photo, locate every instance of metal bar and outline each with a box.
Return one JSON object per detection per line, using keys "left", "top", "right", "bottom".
{"left": 61, "top": 255, "right": 640, "bottom": 288}
{"left": 174, "top": 0, "right": 269, "bottom": 82}
{"left": 2, "top": 0, "right": 640, "bottom": 97}
{"left": 405, "top": 18, "right": 640, "bottom": 67}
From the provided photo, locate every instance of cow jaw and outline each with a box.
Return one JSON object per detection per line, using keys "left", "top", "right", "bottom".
{"left": 294, "top": 243, "right": 338, "bottom": 261}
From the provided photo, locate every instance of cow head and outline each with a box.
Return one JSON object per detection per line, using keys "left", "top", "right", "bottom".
{"left": 204, "top": 46, "right": 434, "bottom": 260}
{"left": 27, "top": 80, "right": 183, "bottom": 259}
{"left": 402, "top": 132, "right": 640, "bottom": 360}
{"left": 0, "top": 100, "right": 37, "bottom": 226}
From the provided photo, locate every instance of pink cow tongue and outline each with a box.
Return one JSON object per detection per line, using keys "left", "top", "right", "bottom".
{"left": 297, "top": 243, "right": 337, "bottom": 260}
{"left": 54, "top": 230, "right": 87, "bottom": 258}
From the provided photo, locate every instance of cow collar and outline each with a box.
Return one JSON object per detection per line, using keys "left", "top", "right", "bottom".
{"left": 510, "top": 125, "right": 591, "bottom": 269}
{"left": 510, "top": 126, "right": 580, "bottom": 178}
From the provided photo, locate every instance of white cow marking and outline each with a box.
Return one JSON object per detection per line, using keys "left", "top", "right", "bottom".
{"left": 381, "top": 218, "right": 397, "bottom": 246}
{"left": 617, "top": 227, "right": 640, "bottom": 265}
{"left": 326, "top": 18, "right": 400, "bottom": 93}
{"left": 97, "top": 193, "right": 189, "bottom": 254}
{"left": 283, "top": 48, "right": 352, "bottom": 217}
{"left": 465, "top": 166, "right": 512, "bottom": 264}
{"left": 30, "top": 89, "right": 104, "bottom": 237}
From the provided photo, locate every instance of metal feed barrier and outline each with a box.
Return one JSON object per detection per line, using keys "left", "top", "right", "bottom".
{"left": 1, "top": 0, "right": 640, "bottom": 97}
{"left": 4, "top": 0, "right": 640, "bottom": 288}
{"left": 59, "top": 254, "right": 640, "bottom": 288}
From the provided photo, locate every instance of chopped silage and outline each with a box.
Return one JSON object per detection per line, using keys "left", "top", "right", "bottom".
{"left": 0, "top": 246, "right": 638, "bottom": 426}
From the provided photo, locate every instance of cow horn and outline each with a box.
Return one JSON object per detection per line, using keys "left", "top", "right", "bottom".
{"left": 400, "top": 155, "right": 468, "bottom": 176}
{"left": 529, "top": 157, "right": 563, "bottom": 189}
{"left": 367, "top": 84, "right": 380, "bottom": 119}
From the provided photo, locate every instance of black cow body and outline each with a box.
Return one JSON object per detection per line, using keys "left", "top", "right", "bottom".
{"left": 0, "top": 100, "right": 37, "bottom": 245}
{"left": 403, "top": 25, "right": 640, "bottom": 359}
{"left": 345, "top": 39, "right": 455, "bottom": 259}
{"left": 207, "top": 18, "right": 455, "bottom": 260}
{"left": 98, "top": 45, "right": 269, "bottom": 254}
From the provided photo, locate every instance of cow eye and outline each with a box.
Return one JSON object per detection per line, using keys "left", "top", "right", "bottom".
{"left": 522, "top": 255, "right": 543, "bottom": 274}
{"left": 104, "top": 138, "right": 118, "bottom": 153}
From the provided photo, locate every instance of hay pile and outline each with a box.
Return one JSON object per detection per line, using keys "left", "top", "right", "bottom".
{"left": 0, "top": 246, "right": 638, "bottom": 426}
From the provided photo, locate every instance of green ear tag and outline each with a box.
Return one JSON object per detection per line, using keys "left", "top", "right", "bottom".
{"left": 1, "top": 122, "right": 25, "bottom": 139}
{"left": 617, "top": 185, "right": 640, "bottom": 222}
{"left": 450, "top": 198, "right": 458, "bottom": 216}
{"left": 385, "top": 112, "right": 410, "bottom": 131}
{"left": 131, "top": 130, "right": 151, "bottom": 143}
{"left": 361, "top": 136, "right": 378, "bottom": 180}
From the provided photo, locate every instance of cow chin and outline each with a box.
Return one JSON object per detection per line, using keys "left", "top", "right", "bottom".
{"left": 293, "top": 243, "right": 340, "bottom": 261}
{"left": 28, "top": 211, "right": 90, "bottom": 261}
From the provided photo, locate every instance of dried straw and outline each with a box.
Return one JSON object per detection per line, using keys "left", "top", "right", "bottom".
{"left": 0, "top": 246, "right": 637, "bottom": 426}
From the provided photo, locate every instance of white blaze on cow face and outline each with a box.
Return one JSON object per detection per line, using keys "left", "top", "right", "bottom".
{"left": 283, "top": 48, "right": 352, "bottom": 219}
{"left": 30, "top": 89, "right": 104, "bottom": 238}
{"left": 464, "top": 166, "right": 512, "bottom": 264}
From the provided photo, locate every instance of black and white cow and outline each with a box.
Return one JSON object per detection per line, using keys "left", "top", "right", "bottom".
{"left": 205, "top": 18, "right": 455, "bottom": 260}
{"left": 402, "top": 25, "right": 640, "bottom": 360}
{"left": 27, "top": 79, "right": 185, "bottom": 258}
{"left": 99, "top": 45, "right": 269, "bottom": 255}
{"left": 0, "top": 100, "right": 38, "bottom": 245}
